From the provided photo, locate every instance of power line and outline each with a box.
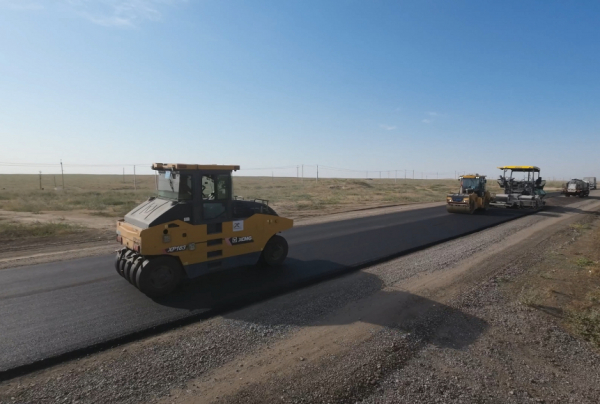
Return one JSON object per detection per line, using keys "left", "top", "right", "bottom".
{"left": 0, "top": 161, "right": 466, "bottom": 178}
{"left": 0, "top": 162, "right": 151, "bottom": 167}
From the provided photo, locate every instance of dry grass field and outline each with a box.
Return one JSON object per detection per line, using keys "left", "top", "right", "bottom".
{"left": 0, "top": 174, "right": 461, "bottom": 217}
{"left": 0, "top": 174, "right": 565, "bottom": 241}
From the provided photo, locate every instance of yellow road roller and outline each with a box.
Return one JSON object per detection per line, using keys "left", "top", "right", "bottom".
{"left": 115, "top": 163, "right": 293, "bottom": 297}
{"left": 446, "top": 174, "right": 491, "bottom": 214}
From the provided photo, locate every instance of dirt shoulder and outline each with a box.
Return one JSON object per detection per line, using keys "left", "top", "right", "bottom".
{"left": 2, "top": 197, "right": 599, "bottom": 403}
{"left": 0, "top": 201, "right": 443, "bottom": 270}
{"left": 507, "top": 212, "right": 600, "bottom": 350}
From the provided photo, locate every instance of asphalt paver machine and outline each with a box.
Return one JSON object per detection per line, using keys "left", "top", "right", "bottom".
{"left": 490, "top": 166, "right": 546, "bottom": 209}
{"left": 115, "top": 163, "right": 293, "bottom": 297}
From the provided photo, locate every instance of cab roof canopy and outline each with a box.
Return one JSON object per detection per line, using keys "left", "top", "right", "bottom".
{"left": 498, "top": 166, "right": 540, "bottom": 172}
{"left": 152, "top": 163, "right": 240, "bottom": 171}
{"left": 461, "top": 174, "right": 486, "bottom": 178}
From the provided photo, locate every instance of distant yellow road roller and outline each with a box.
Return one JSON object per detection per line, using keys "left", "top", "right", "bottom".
{"left": 115, "top": 163, "right": 293, "bottom": 297}
{"left": 446, "top": 174, "right": 491, "bottom": 214}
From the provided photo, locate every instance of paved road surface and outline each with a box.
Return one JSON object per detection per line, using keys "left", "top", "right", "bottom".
{"left": 0, "top": 195, "right": 578, "bottom": 375}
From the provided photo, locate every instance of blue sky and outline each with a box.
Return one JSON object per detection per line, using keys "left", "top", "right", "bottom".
{"left": 0, "top": 0, "right": 598, "bottom": 179}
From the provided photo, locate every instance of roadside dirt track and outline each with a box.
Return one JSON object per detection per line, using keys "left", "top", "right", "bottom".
{"left": 1, "top": 195, "right": 599, "bottom": 404}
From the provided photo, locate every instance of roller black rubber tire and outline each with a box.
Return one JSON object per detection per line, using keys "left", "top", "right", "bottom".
{"left": 128, "top": 256, "right": 144, "bottom": 285}
{"left": 115, "top": 249, "right": 126, "bottom": 277}
{"left": 260, "top": 235, "right": 289, "bottom": 266}
{"left": 123, "top": 255, "right": 138, "bottom": 284}
{"left": 135, "top": 257, "right": 183, "bottom": 298}
{"left": 118, "top": 250, "right": 134, "bottom": 276}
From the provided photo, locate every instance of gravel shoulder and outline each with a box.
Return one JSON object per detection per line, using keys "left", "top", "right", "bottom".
{"left": 1, "top": 196, "right": 599, "bottom": 404}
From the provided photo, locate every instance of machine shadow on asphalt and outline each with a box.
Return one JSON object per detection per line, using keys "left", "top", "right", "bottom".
{"left": 153, "top": 261, "right": 488, "bottom": 351}
{"left": 152, "top": 258, "right": 362, "bottom": 310}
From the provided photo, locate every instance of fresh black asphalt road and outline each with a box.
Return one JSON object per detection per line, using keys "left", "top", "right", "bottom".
{"left": 0, "top": 196, "right": 575, "bottom": 375}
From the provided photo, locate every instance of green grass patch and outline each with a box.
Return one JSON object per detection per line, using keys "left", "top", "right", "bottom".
{"left": 587, "top": 288, "right": 600, "bottom": 304}
{"left": 570, "top": 223, "right": 592, "bottom": 231}
{"left": 0, "top": 221, "right": 83, "bottom": 240}
{"left": 576, "top": 257, "right": 596, "bottom": 267}
{"left": 568, "top": 308, "right": 600, "bottom": 347}
{"left": 518, "top": 286, "right": 546, "bottom": 307}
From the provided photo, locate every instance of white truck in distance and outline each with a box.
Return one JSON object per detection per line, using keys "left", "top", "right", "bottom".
{"left": 583, "top": 177, "right": 596, "bottom": 190}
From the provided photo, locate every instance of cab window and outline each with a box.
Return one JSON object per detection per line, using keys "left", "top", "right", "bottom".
{"left": 201, "top": 174, "right": 231, "bottom": 222}
{"left": 201, "top": 175, "right": 230, "bottom": 200}
{"left": 157, "top": 171, "right": 193, "bottom": 201}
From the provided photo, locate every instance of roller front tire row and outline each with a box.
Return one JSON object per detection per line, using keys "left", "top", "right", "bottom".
{"left": 115, "top": 235, "right": 289, "bottom": 298}
{"left": 115, "top": 249, "right": 183, "bottom": 298}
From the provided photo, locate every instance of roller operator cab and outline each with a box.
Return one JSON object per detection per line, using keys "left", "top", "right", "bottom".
{"left": 115, "top": 163, "right": 293, "bottom": 297}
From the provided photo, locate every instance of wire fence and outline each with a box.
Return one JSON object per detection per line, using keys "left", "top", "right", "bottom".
{"left": 0, "top": 161, "right": 574, "bottom": 191}
{"left": 0, "top": 161, "right": 471, "bottom": 178}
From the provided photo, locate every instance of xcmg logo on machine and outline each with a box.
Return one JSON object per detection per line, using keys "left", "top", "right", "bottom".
{"left": 165, "top": 245, "right": 187, "bottom": 253}
{"left": 227, "top": 236, "right": 254, "bottom": 246}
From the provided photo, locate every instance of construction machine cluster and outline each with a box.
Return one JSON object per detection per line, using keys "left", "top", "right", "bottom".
{"left": 447, "top": 166, "right": 548, "bottom": 214}
{"left": 112, "top": 163, "right": 595, "bottom": 297}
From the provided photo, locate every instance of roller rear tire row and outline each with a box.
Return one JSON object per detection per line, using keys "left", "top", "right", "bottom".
{"left": 115, "top": 249, "right": 183, "bottom": 298}
{"left": 260, "top": 235, "right": 288, "bottom": 266}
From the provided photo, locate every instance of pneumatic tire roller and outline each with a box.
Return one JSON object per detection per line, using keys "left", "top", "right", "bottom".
{"left": 114, "top": 163, "right": 293, "bottom": 298}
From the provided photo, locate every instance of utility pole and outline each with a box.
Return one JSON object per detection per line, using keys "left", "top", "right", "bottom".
{"left": 134, "top": 165, "right": 137, "bottom": 190}
{"left": 316, "top": 165, "right": 319, "bottom": 183}
{"left": 60, "top": 159, "right": 64, "bottom": 190}
{"left": 39, "top": 171, "right": 42, "bottom": 190}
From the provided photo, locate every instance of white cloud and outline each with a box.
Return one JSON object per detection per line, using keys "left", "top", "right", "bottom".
{"left": 379, "top": 124, "right": 397, "bottom": 131}
{"left": 427, "top": 111, "right": 439, "bottom": 117}
{"left": 422, "top": 119, "right": 431, "bottom": 124}
{"left": 0, "top": 0, "right": 43, "bottom": 10}
{"left": 69, "top": 0, "right": 185, "bottom": 26}
{"left": 2, "top": 0, "right": 185, "bottom": 26}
